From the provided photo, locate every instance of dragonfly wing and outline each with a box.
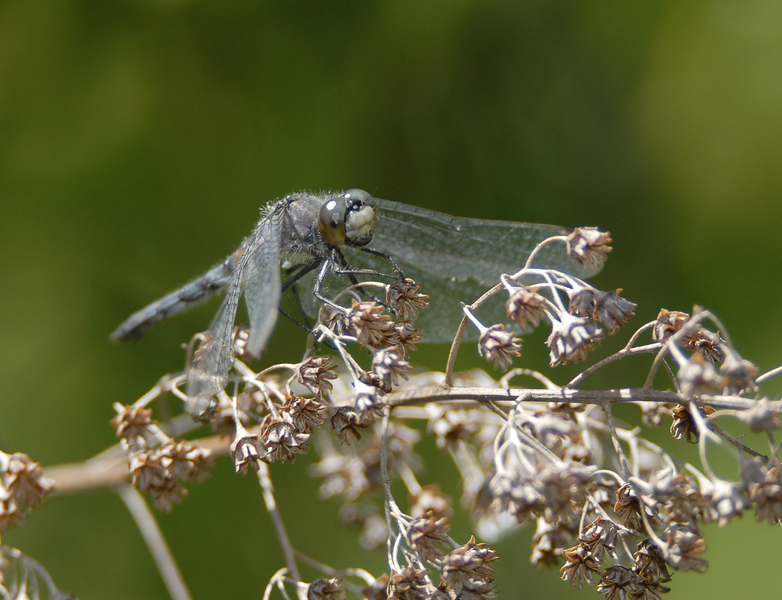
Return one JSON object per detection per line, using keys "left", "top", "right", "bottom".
{"left": 242, "top": 206, "right": 283, "bottom": 359}
{"left": 344, "top": 200, "right": 599, "bottom": 343}
{"left": 186, "top": 264, "right": 245, "bottom": 417}
{"left": 186, "top": 207, "right": 286, "bottom": 416}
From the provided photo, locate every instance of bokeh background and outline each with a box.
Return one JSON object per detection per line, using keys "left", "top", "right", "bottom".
{"left": 2, "top": 1, "right": 782, "bottom": 598}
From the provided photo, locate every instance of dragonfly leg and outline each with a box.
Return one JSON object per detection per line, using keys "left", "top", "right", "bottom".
{"left": 356, "top": 245, "right": 405, "bottom": 279}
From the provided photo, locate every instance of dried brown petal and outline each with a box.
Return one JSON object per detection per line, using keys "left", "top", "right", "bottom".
{"left": 388, "top": 567, "right": 430, "bottom": 600}
{"left": 440, "top": 537, "right": 498, "bottom": 594}
{"left": 371, "top": 347, "right": 411, "bottom": 391}
{"left": 567, "top": 227, "right": 612, "bottom": 272}
{"left": 230, "top": 430, "right": 267, "bottom": 473}
{"left": 296, "top": 356, "right": 338, "bottom": 399}
{"left": 346, "top": 301, "right": 393, "bottom": 348}
{"left": 663, "top": 524, "right": 708, "bottom": 572}
{"left": 385, "top": 321, "right": 424, "bottom": 357}
{"left": 560, "top": 543, "right": 601, "bottom": 589}
{"left": 386, "top": 279, "right": 429, "bottom": 321}
{"left": 614, "top": 483, "right": 644, "bottom": 530}
{"left": 408, "top": 512, "right": 450, "bottom": 562}
{"left": 0, "top": 452, "right": 55, "bottom": 529}
{"left": 111, "top": 403, "right": 156, "bottom": 450}
{"left": 330, "top": 406, "right": 370, "bottom": 445}
{"left": 652, "top": 309, "right": 690, "bottom": 343}
{"left": 506, "top": 287, "right": 547, "bottom": 330}
{"left": 260, "top": 414, "right": 310, "bottom": 462}
{"left": 409, "top": 485, "right": 453, "bottom": 519}
{"left": 547, "top": 314, "right": 603, "bottom": 366}
{"left": 595, "top": 289, "right": 636, "bottom": 334}
{"left": 308, "top": 577, "right": 346, "bottom": 600}
{"left": 478, "top": 324, "right": 521, "bottom": 371}
{"left": 282, "top": 395, "right": 327, "bottom": 434}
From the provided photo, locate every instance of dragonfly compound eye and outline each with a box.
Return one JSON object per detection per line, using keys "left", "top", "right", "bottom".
{"left": 342, "top": 189, "right": 378, "bottom": 247}
{"left": 319, "top": 197, "right": 348, "bottom": 246}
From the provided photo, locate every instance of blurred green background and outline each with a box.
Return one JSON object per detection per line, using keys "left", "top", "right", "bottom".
{"left": 2, "top": 0, "right": 782, "bottom": 598}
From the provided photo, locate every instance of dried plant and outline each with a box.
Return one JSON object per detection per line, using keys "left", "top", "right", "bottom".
{"left": 5, "top": 226, "right": 782, "bottom": 600}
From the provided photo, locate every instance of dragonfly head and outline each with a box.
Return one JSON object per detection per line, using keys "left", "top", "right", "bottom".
{"left": 319, "top": 189, "right": 378, "bottom": 247}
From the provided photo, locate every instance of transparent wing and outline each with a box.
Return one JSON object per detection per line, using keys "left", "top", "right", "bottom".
{"left": 342, "top": 200, "right": 600, "bottom": 343}
{"left": 186, "top": 267, "right": 244, "bottom": 416}
{"left": 243, "top": 209, "right": 283, "bottom": 359}
{"left": 186, "top": 208, "right": 283, "bottom": 416}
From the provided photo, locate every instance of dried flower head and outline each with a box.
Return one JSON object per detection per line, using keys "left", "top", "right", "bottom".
{"left": 409, "top": 485, "right": 453, "bottom": 519}
{"left": 371, "top": 346, "right": 411, "bottom": 391}
{"left": 595, "top": 289, "right": 636, "bottom": 334}
{"left": 296, "top": 356, "right": 338, "bottom": 399}
{"left": 230, "top": 426, "right": 267, "bottom": 474}
{"left": 578, "top": 518, "right": 619, "bottom": 561}
{"left": 0, "top": 452, "right": 55, "bottom": 530}
{"left": 567, "top": 227, "right": 612, "bottom": 272}
{"left": 568, "top": 287, "right": 598, "bottom": 319}
{"left": 596, "top": 565, "right": 642, "bottom": 600}
{"left": 427, "top": 405, "right": 481, "bottom": 449}
{"left": 633, "top": 539, "right": 671, "bottom": 585}
{"left": 307, "top": 577, "right": 346, "bottom": 600}
{"left": 560, "top": 543, "right": 601, "bottom": 589}
{"left": 353, "top": 380, "right": 386, "bottom": 421}
{"left": 345, "top": 300, "right": 393, "bottom": 348}
{"left": 678, "top": 355, "right": 720, "bottom": 398}
{"left": 440, "top": 537, "right": 498, "bottom": 596}
{"left": 537, "top": 461, "right": 596, "bottom": 524}
{"left": 740, "top": 398, "right": 782, "bottom": 432}
{"left": 330, "top": 406, "right": 370, "bottom": 444}
{"left": 720, "top": 354, "right": 758, "bottom": 394}
{"left": 282, "top": 395, "right": 326, "bottom": 434}
{"left": 547, "top": 314, "right": 604, "bottom": 366}
{"left": 748, "top": 462, "right": 782, "bottom": 524}
{"left": 129, "top": 441, "right": 212, "bottom": 511}
{"left": 506, "top": 286, "right": 547, "bottom": 330}
{"left": 408, "top": 512, "right": 450, "bottom": 562}
{"left": 663, "top": 523, "right": 708, "bottom": 572}
{"left": 669, "top": 404, "right": 699, "bottom": 443}
{"left": 704, "top": 479, "right": 747, "bottom": 526}
{"left": 386, "top": 279, "right": 429, "bottom": 321}
{"left": 111, "top": 403, "right": 156, "bottom": 450}
{"left": 260, "top": 414, "right": 310, "bottom": 463}
{"left": 652, "top": 309, "right": 691, "bottom": 343}
{"left": 489, "top": 471, "right": 545, "bottom": 523}
{"left": 385, "top": 321, "right": 424, "bottom": 357}
{"left": 478, "top": 324, "right": 521, "bottom": 371}
{"left": 388, "top": 567, "right": 431, "bottom": 600}
{"left": 614, "top": 483, "right": 644, "bottom": 530}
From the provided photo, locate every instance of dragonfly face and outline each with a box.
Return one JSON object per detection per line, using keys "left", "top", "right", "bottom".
{"left": 318, "top": 189, "right": 378, "bottom": 247}
{"left": 111, "top": 189, "right": 598, "bottom": 417}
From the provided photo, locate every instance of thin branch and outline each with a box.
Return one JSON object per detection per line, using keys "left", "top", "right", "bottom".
{"left": 117, "top": 485, "right": 193, "bottom": 600}
{"left": 256, "top": 462, "right": 302, "bottom": 585}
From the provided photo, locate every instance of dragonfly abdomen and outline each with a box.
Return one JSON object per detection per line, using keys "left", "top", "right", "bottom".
{"left": 110, "top": 253, "right": 241, "bottom": 342}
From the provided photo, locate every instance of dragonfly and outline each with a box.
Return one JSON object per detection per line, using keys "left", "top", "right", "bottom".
{"left": 111, "top": 189, "right": 598, "bottom": 414}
